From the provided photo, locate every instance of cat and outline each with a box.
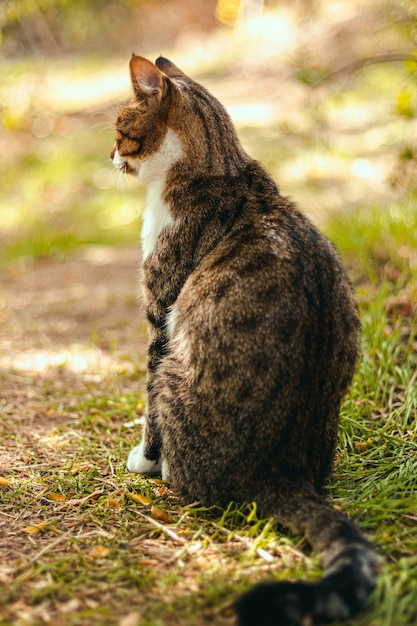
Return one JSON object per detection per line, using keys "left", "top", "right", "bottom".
{"left": 111, "top": 54, "right": 378, "bottom": 626}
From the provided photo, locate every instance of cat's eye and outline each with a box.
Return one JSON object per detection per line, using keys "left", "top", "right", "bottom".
{"left": 115, "top": 130, "right": 142, "bottom": 157}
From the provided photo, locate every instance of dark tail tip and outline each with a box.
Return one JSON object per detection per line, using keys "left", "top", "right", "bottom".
{"left": 235, "top": 547, "right": 378, "bottom": 626}
{"left": 235, "top": 581, "right": 315, "bottom": 626}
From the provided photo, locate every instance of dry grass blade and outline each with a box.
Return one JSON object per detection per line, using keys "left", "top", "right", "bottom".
{"left": 135, "top": 510, "right": 186, "bottom": 545}
{"left": 28, "top": 531, "right": 73, "bottom": 565}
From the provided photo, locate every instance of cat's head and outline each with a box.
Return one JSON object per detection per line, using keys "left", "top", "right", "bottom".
{"left": 111, "top": 55, "right": 245, "bottom": 181}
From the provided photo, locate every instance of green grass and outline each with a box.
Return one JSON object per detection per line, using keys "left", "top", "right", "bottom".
{"left": 325, "top": 196, "right": 417, "bottom": 283}
{"left": 324, "top": 275, "right": 417, "bottom": 626}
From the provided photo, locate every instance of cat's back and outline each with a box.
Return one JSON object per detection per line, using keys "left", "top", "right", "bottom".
{"left": 175, "top": 169, "right": 356, "bottom": 340}
{"left": 163, "top": 170, "right": 359, "bottom": 490}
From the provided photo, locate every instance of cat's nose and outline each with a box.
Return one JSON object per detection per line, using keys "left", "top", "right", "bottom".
{"left": 110, "top": 144, "right": 117, "bottom": 160}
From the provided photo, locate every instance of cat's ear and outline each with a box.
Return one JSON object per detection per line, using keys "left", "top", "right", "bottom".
{"left": 129, "top": 54, "right": 166, "bottom": 102}
{"left": 155, "top": 56, "right": 186, "bottom": 79}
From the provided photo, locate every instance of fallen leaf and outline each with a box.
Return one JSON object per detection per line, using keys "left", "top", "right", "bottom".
{"left": 354, "top": 441, "right": 371, "bottom": 451}
{"left": 157, "top": 486, "right": 168, "bottom": 496}
{"left": 0, "top": 477, "right": 11, "bottom": 487}
{"left": 84, "top": 598, "right": 99, "bottom": 610}
{"left": 137, "top": 559, "right": 158, "bottom": 566}
{"left": 0, "top": 566, "right": 14, "bottom": 584}
{"left": 88, "top": 545, "right": 110, "bottom": 558}
{"left": 119, "top": 611, "right": 142, "bottom": 626}
{"left": 151, "top": 505, "right": 172, "bottom": 523}
{"left": 126, "top": 492, "right": 152, "bottom": 505}
{"left": 48, "top": 492, "right": 66, "bottom": 501}
{"left": 148, "top": 478, "right": 167, "bottom": 485}
{"left": 22, "top": 521, "right": 48, "bottom": 534}
{"left": 107, "top": 498, "right": 121, "bottom": 510}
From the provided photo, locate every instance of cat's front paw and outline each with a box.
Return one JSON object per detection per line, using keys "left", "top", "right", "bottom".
{"left": 127, "top": 440, "right": 162, "bottom": 475}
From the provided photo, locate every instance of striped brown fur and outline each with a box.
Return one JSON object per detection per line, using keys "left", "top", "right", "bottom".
{"left": 111, "top": 55, "right": 378, "bottom": 625}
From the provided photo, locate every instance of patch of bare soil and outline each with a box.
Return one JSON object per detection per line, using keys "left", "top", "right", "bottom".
{"left": 0, "top": 246, "right": 146, "bottom": 540}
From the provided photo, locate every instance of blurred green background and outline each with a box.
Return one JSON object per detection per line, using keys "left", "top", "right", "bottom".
{"left": 1, "top": 0, "right": 417, "bottom": 274}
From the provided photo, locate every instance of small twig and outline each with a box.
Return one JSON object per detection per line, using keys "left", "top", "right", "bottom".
{"left": 135, "top": 510, "right": 186, "bottom": 545}
{"left": 63, "top": 490, "right": 104, "bottom": 506}
{"left": 317, "top": 53, "right": 417, "bottom": 85}
{"left": 217, "top": 526, "right": 275, "bottom": 562}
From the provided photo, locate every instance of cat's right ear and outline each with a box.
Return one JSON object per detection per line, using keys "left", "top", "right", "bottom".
{"left": 129, "top": 54, "right": 167, "bottom": 103}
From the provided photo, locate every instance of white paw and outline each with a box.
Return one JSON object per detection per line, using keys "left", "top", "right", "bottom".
{"left": 126, "top": 440, "right": 162, "bottom": 475}
{"left": 161, "top": 458, "right": 170, "bottom": 481}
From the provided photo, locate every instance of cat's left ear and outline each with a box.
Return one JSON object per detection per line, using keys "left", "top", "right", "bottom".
{"left": 155, "top": 57, "right": 186, "bottom": 79}
{"left": 129, "top": 54, "right": 167, "bottom": 103}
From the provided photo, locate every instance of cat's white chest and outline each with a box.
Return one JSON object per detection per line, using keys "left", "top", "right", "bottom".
{"left": 141, "top": 183, "right": 173, "bottom": 259}
{"left": 139, "top": 128, "right": 182, "bottom": 259}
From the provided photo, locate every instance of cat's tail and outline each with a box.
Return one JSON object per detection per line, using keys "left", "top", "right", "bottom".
{"left": 235, "top": 485, "right": 379, "bottom": 626}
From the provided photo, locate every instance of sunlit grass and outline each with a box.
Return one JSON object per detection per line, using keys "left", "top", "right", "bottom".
{"left": 325, "top": 195, "right": 417, "bottom": 281}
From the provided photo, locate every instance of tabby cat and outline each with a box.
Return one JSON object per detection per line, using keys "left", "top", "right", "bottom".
{"left": 111, "top": 55, "right": 378, "bottom": 625}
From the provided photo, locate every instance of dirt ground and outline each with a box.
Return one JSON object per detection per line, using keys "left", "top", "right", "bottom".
{"left": 0, "top": 247, "right": 147, "bottom": 542}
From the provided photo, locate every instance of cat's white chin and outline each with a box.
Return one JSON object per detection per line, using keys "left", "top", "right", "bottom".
{"left": 126, "top": 440, "right": 162, "bottom": 475}
{"left": 112, "top": 149, "right": 139, "bottom": 175}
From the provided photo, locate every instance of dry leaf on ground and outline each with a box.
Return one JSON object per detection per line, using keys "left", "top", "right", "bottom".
{"left": 126, "top": 492, "right": 152, "bottom": 505}
{"left": 151, "top": 505, "right": 172, "bottom": 523}
{"left": 48, "top": 492, "right": 66, "bottom": 501}
{"left": 88, "top": 545, "right": 110, "bottom": 558}
{"left": 21, "top": 521, "right": 48, "bottom": 534}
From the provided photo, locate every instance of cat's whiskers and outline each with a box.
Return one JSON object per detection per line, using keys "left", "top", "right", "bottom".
{"left": 116, "top": 168, "right": 127, "bottom": 193}
{"left": 91, "top": 104, "right": 121, "bottom": 131}
{"left": 91, "top": 120, "right": 115, "bottom": 132}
